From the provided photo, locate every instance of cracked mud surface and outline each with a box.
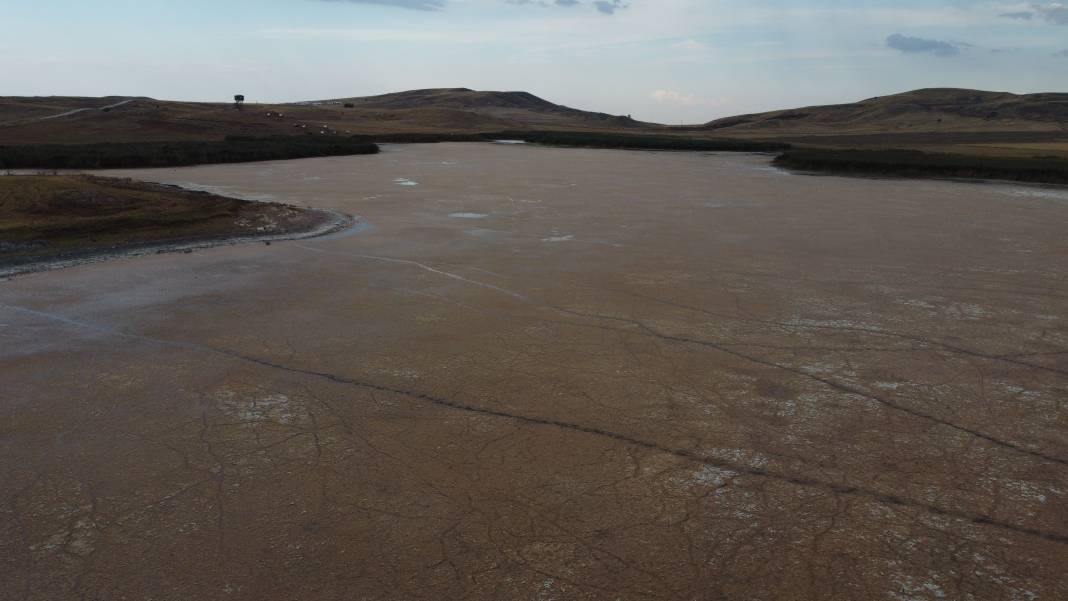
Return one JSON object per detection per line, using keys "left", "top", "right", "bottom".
{"left": 2, "top": 143, "right": 1067, "bottom": 600}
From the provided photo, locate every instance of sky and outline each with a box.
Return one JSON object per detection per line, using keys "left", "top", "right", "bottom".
{"left": 3, "top": 0, "right": 1067, "bottom": 123}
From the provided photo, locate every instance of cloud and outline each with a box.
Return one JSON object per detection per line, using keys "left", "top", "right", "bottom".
{"left": 505, "top": 0, "right": 619, "bottom": 12}
{"left": 321, "top": 0, "right": 446, "bottom": 10}
{"left": 1032, "top": 2, "right": 1068, "bottom": 24}
{"left": 1002, "top": 4, "right": 1068, "bottom": 24}
{"left": 593, "top": 0, "right": 628, "bottom": 15}
{"left": 885, "top": 33, "right": 961, "bottom": 57}
{"left": 1055, "top": 49, "right": 1068, "bottom": 57}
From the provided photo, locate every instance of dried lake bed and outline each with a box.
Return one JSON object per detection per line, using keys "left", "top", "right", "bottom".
{"left": 2, "top": 143, "right": 1067, "bottom": 600}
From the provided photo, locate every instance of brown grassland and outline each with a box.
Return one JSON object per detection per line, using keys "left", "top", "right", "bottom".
{"left": 0, "top": 175, "right": 333, "bottom": 271}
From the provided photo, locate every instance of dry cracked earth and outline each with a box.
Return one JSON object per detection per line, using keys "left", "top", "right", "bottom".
{"left": 1, "top": 144, "right": 1067, "bottom": 600}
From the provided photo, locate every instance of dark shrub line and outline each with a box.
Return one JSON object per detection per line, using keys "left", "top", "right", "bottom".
{"left": 0, "top": 131, "right": 788, "bottom": 170}
{"left": 352, "top": 131, "right": 792, "bottom": 152}
{"left": 0, "top": 136, "right": 380, "bottom": 169}
{"left": 7, "top": 132, "right": 1066, "bottom": 186}
{"left": 511, "top": 131, "right": 791, "bottom": 152}
{"left": 774, "top": 148, "right": 1068, "bottom": 185}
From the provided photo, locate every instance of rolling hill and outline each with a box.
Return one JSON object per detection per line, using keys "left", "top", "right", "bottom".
{"left": 701, "top": 88, "right": 1068, "bottom": 135}
{"left": 329, "top": 88, "right": 640, "bottom": 125}
{"left": 0, "top": 88, "right": 648, "bottom": 146}
{"left": 693, "top": 88, "right": 1068, "bottom": 156}
{"left": 2, "top": 87, "right": 1067, "bottom": 158}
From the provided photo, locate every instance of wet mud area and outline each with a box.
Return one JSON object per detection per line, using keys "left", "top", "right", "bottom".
{"left": 2, "top": 144, "right": 1067, "bottom": 600}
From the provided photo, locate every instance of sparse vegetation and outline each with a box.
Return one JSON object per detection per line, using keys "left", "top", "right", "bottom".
{"left": 774, "top": 148, "right": 1068, "bottom": 184}
{"left": 0, "top": 174, "right": 331, "bottom": 269}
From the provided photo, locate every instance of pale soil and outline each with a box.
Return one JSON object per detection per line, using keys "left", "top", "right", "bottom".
{"left": 1, "top": 144, "right": 1066, "bottom": 600}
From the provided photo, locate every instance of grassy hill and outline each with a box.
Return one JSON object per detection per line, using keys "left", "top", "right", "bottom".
{"left": 330, "top": 88, "right": 643, "bottom": 128}
{"left": 702, "top": 88, "right": 1068, "bottom": 135}
{"left": 693, "top": 88, "right": 1068, "bottom": 157}
{"left": 4, "top": 87, "right": 1066, "bottom": 158}
{"left": 4, "top": 86, "right": 1068, "bottom": 176}
{"left": 0, "top": 88, "right": 649, "bottom": 146}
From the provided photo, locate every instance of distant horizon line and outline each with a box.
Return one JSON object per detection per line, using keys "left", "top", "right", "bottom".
{"left": 3, "top": 85, "right": 1065, "bottom": 129}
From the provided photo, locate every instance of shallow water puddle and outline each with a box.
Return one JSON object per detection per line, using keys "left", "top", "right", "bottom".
{"left": 704, "top": 200, "right": 763, "bottom": 209}
{"left": 177, "top": 183, "right": 276, "bottom": 202}
{"left": 449, "top": 212, "right": 489, "bottom": 219}
{"left": 1004, "top": 187, "right": 1068, "bottom": 202}
{"left": 315, "top": 218, "right": 375, "bottom": 240}
{"left": 751, "top": 166, "right": 791, "bottom": 176}
{"left": 394, "top": 178, "right": 419, "bottom": 187}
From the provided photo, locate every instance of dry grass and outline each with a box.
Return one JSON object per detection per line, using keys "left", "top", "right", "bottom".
{"left": 0, "top": 175, "right": 324, "bottom": 266}
{"left": 0, "top": 91, "right": 648, "bottom": 146}
{"left": 2, "top": 87, "right": 1066, "bottom": 163}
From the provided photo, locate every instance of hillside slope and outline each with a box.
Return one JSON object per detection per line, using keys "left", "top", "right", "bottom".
{"left": 4, "top": 87, "right": 1067, "bottom": 157}
{"left": 332, "top": 88, "right": 638, "bottom": 124}
{"left": 701, "top": 88, "right": 1068, "bottom": 136}
{"left": 0, "top": 89, "right": 647, "bottom": 145}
